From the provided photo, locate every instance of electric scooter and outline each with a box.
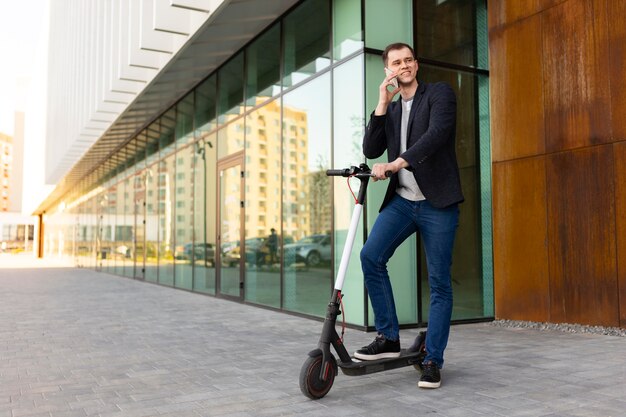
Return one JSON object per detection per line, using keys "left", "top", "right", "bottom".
{"left": 299, "top": 163, "right": 427, "bottom": 400}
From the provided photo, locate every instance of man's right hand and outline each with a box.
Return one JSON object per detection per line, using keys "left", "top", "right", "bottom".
{"left": 375, "top": 70, "right": 401, "bottom": 115}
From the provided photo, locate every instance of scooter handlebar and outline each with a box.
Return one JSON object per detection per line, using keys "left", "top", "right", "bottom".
{"left": 326, "top": 168, "right": 352, "bottom": 177}
{"left": 326, "top": 166, "right": 392, "bottom": 178}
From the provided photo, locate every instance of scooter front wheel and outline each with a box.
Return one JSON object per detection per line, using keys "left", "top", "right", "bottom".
{"left": 299, "top": 354, "right": 337, "bottom": 399}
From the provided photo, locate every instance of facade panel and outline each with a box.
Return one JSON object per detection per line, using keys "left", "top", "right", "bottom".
{"left": 490, "top": 0, "right": 626, "bottom": 329}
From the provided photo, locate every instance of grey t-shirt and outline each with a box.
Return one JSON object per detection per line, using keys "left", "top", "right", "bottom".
{"left": 397, "top": 97, "right": 425, "bottom": 201}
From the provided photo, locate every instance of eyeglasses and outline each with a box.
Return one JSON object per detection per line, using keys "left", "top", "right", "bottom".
{"left": 388, "top": 57, "right": 416, "bottom": 68}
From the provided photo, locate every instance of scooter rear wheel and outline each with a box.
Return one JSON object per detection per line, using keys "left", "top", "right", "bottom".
{"left": 299, "top": 354, "right": 337, "bottom": 399}
{"left": 410, "top": 331, "right": 427, "bottom": 372}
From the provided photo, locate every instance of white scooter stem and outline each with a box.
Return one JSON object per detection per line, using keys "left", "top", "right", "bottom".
{"left": 334, "top": 203, "right": 363, "bottom": 291}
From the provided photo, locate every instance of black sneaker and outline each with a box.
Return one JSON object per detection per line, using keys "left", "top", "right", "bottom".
{"left": 418, "top": 361, "right": 441, "bottom": 389}
{"left": 354, "top": 334, "right": 401, "bottom": 360}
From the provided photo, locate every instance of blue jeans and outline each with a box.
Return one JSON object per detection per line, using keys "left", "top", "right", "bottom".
{"left": 360, "top": 194, "right": 459, "bottom": 367}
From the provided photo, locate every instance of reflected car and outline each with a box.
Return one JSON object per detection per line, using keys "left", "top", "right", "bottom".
{"left": 244, "top": 236, "right": 294, "bottom": 266}
{"left": 174, "top": 243, "right": 215, "bottom": 266}
{"left": 283, "top": 234, "right": 331, "bottom": 267}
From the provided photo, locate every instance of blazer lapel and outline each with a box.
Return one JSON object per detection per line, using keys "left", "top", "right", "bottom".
{"left": 407, "top": 82, "right": 426, "bottom": 145}
{"left": 390, "top": 97, "right": 403, "bottom": 158}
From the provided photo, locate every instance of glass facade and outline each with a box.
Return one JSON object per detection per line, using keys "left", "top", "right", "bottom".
{"left": 42, "top": 0, "right": 491, "bottom": 328}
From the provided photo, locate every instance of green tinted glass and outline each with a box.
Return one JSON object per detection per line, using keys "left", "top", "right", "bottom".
{"left": 365, "top": 0, "right": 412, "bottom": 50}
{"left": 246, "top": 24, "right": 281, "bottom": 105}
{"left": 283, "top": 0, "right": 331, "bottom": 88}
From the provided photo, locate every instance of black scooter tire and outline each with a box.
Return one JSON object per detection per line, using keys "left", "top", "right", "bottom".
{"left": 299, "top": 354, "right": 337, "bottom": 399}
{"left": 409, "top": 331, "right": 427, "bottom": 372}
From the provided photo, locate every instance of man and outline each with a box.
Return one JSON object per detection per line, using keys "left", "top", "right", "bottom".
{"left": 267, "top": 228, "right": 278, "bottom": 264}
{"left": 355, "top": 42, "right": 463, "bottom": 389}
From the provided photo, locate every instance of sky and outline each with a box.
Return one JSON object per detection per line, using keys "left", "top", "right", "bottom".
{"left": 0, "top": 0, "right": 48, "bottom": 136}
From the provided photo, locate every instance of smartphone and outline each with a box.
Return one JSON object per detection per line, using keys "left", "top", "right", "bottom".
{"left": 384, "top": 67, "right": 398, "bottom": 88}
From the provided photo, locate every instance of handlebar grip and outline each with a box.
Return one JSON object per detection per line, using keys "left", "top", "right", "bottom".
{"left": 326, "top": 169, "right": 348, "bottom": 177}
{"left": 385, "top": 170, "right": 393, "bottom": 178}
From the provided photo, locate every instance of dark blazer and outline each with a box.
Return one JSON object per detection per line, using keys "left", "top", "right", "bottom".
{"left": 363, "top": 81, "right": 464, "bottom": 210}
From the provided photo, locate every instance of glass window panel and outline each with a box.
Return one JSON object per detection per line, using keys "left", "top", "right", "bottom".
{"left": 121, "top": 175, "right": 135, "bottom": 279}
{"left": 145, "top": 162, "right": 159, "bottom": 282}
{"left": 415, "top": 0, "right": 481, "bottom": 68}
{"left": 332, "top": 55, "right": 367, "bottom": 326}
{"left": 173, "top": 144, "right": 195, "bottom": 290}
{"left": 103, "top": 186, "right": 116, "bottom": 275}
{"left": 246, "top": 24, "right": 281, "bottom": 106}
{"left": 158, "top": 154, "right": 176, "bottom": 286}
{"left": 133, "top": 167, "right": 146, "bottom": 279}
{"left": 364, "top": 0, "right": 412, "bottom": 50}
{"left": 218, "top": 52, "right": 244, "bottom": 124}
{"left": 114, "top": 178, "right": 125, "bottom": 276}
{"left": 283, "top": 0, "right": 331, "bottom": 88}
{"left": 418, "top": 65, "right": 485, "bottom": 321}
{"left": 333, "top": 0, "right": 363, "bottom": 60}
{"left": 216, "top": 118, "right": 244, "bottom": 159}
{"left": 193, "top": 133, "right": 217, "bottom": 294}
{"left": 176, "top": 92, "right": 195, "bottom": 146}
{"left": 160, "top": 109, "right": 176, "bottom": 155}
{"left": 195, "top": 75, "right": 217, "bottom": 134}
{"left": 244, "top": 100, "right": 282, "bottom": 308}
{"left": 219, "top": 163, "right": 243, "bottom": 298}
{"left": 282, "top": 74, "right": 332, "bottom": 316}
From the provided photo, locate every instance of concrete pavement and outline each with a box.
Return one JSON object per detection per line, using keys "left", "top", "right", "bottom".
{"left": 1, "top": 255, "right": 625, "bottom": 417}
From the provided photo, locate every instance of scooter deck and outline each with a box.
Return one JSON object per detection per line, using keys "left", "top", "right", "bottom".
{"left": 337, "top": 349, "right": 425, "bottom": 376}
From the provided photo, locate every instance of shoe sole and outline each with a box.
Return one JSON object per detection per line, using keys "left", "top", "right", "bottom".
{"left": 353, "top": 351, "right": 401, "bottom": 360}
{"left": 418, "top": 380, "right": 441, "bottom": 389}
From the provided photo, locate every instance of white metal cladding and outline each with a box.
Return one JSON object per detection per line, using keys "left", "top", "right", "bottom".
{"left": 45, "top": 0, "right": 218, "bottom": 184}
{"left": 40, "top": 0, "right": 299, "bottom": 214}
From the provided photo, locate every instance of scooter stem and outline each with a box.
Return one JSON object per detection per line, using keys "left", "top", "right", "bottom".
{"left": 334, "top": 204, "right": 363, "bottom": 291}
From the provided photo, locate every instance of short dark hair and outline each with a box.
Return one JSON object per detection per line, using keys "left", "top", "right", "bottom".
{"left": 382, "top": 42, "right": 416, "bottom": 65}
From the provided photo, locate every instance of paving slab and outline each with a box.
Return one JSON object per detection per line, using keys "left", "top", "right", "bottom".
{"left": 1, "top": 256, "right": 626, "bottom": 417}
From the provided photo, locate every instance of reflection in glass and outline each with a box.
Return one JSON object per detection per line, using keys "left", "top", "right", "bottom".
{"left": 193, "top": 133, "right": 217, "bottom": 294}
{"left": 133, "top": 169, "right": 146, "bottom": 279}
{"left": 246, "top": 24, "right": 281, "bottom": 105}
{"left": 114, "top": 178, "right": 126, "bottom": 276}
{"left": 194, "top": 80, "right": 217, "bottom": 294}
{"left": 415, "top": 0, "right": 487, "bottom": 69}
{"left": 218, "top": 53, "right": 244, "bottom": 125}
{"left": 145, "top": 163, "right": 159, "bottom": 282}
{"left": 174, "top": 145, "right": 195, "bottom": 290}
{"left": 418, "top": 65, "right": 485, "bottom": 321}
{"left": 244, "top": 101, "right": 281, "bottom": 308}
{"left": 333, "top": 0, "right": 363, "bottom": 60}
{"left": 133, "top": 135, "right": 147, "bottom": 279}
{"left": 122, "top": 176, "right": 134, "bottom": 278}
{"left": 196, "top": 75, "right": 217, "bottom": 133}
{"left": 333, "top": 56, "right": 367, "bottom": 326}
{"left": 173, "top": 95, "right": 195, "bottom": 289}
{"left": 364, "top": 0, "right": 412, "bottom": 51}
{"left": 219, "top": 163, "right": 242, "bottom": 298}
{"left": 217, "top": 118, "right": 244, "bottom": 159}
{"left": 282, "top": 74, "right": 332, "bottom": 316}
{"left": 158, "top": 111, "right": 176, "bottom": 286}
{"left": 283, "top": 0, "right": 330, "bottom": 88}
{"left": 102, "top": 186, "right": 116, "bottom": 275}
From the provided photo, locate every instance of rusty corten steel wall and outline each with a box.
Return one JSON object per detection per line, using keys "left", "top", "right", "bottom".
{"left": 488, "top": 0, "right": 626, "bottom": 327}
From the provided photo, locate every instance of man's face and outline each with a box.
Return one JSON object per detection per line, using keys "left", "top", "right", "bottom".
{"left": 386, "top": 47, "right": 418, "bottom": 85}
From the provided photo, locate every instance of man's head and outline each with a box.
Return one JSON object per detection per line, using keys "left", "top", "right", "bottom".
{"left": 382, "top": 43, "right": 418, "bottom": 87}
{"left": 382, "top": 43, "right": 416, "bottom": 67}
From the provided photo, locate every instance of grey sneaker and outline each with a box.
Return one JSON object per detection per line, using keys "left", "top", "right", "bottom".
{"left": 354, "top": 334, "right": 401, "bottom": 360}
{"left": 418, "top": 361, "right": 441, "bottom": 388}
